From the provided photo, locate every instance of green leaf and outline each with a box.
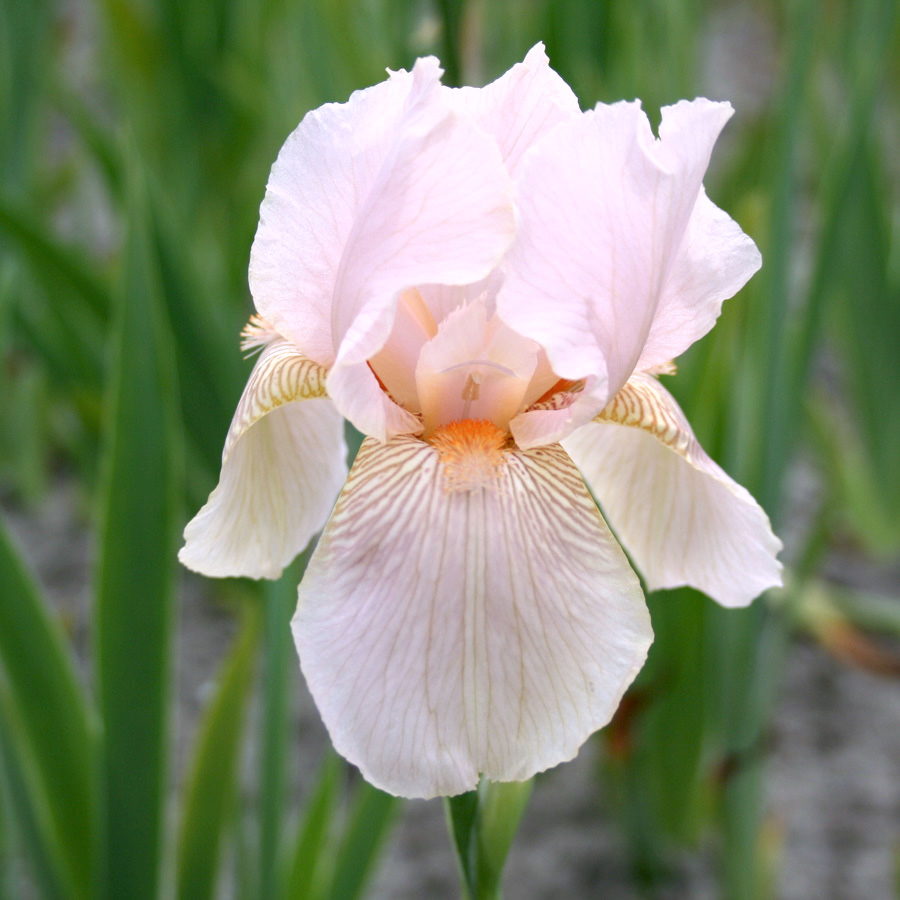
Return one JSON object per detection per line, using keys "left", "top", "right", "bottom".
{"left": 0, "top": 684, "right": 69, "bottom": 900}
{"left": 176, "top": 604, "right": 261, "bottom": 900}
{"left": 444, "top": 780, "right": 532, "bottom": 900}
{"left": 94, "top": 151, "right": 183, "bottom": 900}
{"left": 473, "top": 780, "right": 532, "bottom": 899}
{"left": 0, "top": 517, "right": 98, "bottom": 898}
{"left": 619, "top": 587, "right": 706, "bottom": 879}
{"left": 0, "top": 197, "right": 110, "bottom": 320}
{"left": 445, "top": 790, "right": 479, "bottom": 898}
{"left": 259, "top": 557, "right": 308, "bottom": 900}
{"left": 283, "top": 753, "right": 341, "bottom": 900}
{"left": 327, "top": 782, "right": 399, "bottom": 900}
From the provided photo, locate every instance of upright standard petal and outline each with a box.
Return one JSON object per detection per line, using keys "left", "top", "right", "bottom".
{"left": 563, "top": 373, "right": 782, "bottom": 607}
{"left": 249, "top": 57, "right": 515, "bottom": 372}
{"left": 179, "top": 339, "right": 347, "bottom": 579}
{"left": 637, "top": 188, "right": 762, "bottom": 371}
{"left": 249, "top": 66, "right": 416, "bottom": 366}
{"left": 498, "top": 98, "right": 735, "bottom": 404}
{"left": 445, "top": 42, "right": 581, "bottom": 178}
{"left": 322, "top": 59, "right": 516, "bottom": 440}
{"left": 293, "top": 435, "right": 651, "bottom": 798}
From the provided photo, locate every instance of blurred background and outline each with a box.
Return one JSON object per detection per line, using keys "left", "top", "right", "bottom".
{"left": 1, "top": 0, "right": 898, "bottom": 897}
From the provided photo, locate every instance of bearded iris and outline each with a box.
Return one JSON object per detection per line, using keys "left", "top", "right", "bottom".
{"left": 179, "top": 45, "right": 782, "bottom": 798}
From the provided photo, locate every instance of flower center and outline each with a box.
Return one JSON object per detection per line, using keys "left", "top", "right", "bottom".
{"left": 428, "top": 419, "right": 508, "bottom": 492}
{"left": 368, "top": 288, "right": 561, "bottom": 441}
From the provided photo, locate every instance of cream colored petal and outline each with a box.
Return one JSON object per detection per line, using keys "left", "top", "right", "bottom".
{"left": 293, "top": 435, "right": 651, "bottom": 798}
{"left": 564, "top": 373, "right": 782, "bottom": 607}
{"left": 179, "top": 340, "right": 347, "bottom": 579}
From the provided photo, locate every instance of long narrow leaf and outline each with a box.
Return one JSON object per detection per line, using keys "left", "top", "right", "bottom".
{"left": 0, "top": 517, "right": 97, "bottom": 898}
{"left": 0, "top": 685, "right": 68, "bottom": 900}
{"left": 259, "top": 557, "right": 307, "bottom": 900}
{"left": 0, "top": 198, "right": 110, "bottom": 319}
{"left": 176, "top": 604, "right": 261, "bottom": 900}
{"left": 94, "top": 152, "right": 183, "bottom": 900}
{"left": 327, "top": 783, "right": 399, "bottom": 900}
{"left": 283, "top": 753, "right": 341, "bottom": 900}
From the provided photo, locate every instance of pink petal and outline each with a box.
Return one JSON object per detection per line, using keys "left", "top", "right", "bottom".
{"left": 563, "top": 373, "right": 782, "bottom": 607}
{"left": 510, "top": 374, "right": 608, "bottom": 450}
{"left": 325, "top": 362, "right": 422, "bottom": 445}
{"left": 293, "top": 435, "right": 651, "bottom": 798}
{"left": 446, "top": 42, "right": 581, "bottom": 178}
{"left": 249, "top": 56, "right": 516, "bottom": 381}
{"left": 415, "top": 298, "right": 538, "bottom": 434}
{"left": 179, "top": 340, "right": 346, "bottom": 579}
{"left": 498, "top": 98, "right": 735, "bottom": 406}
{"left": 249, "top": 67, "right": 415, "bottom": 366}
{"left": 417, "top": 270, "right": 504, "bottom": 325}
{"left": 366, "top": 288, "right": 437, "bottom": 415}
{"left": 638, "top": 187, "right": 761, "bottom": 370}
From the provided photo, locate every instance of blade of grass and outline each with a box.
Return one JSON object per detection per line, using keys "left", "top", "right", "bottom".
{"left": 283, "top": 752, "right": 341, "bottom": 900}
{"left": 0, "top": 685, "right": 69, "bottom": 900}
{"left": 0, "top": 517, "right": 98, "bottom": 898}
{"left": 327, "top": 783, "right": 399, "bottom": 900}
{"left": 445, "top": 790, "right": 479, "bottom": 898}
{"left": 176, "top": 603, "right": 261, "bottom": 900}
{"left": 259, "top": 554, "right": 309, "bottom": 900}
{"left": 0, "top": 198, "right": 110, "bottom": 319}
{"left": 94, "top": 150, "right": 183, "bottom": 900}
{"left": 709, "top": 2, "right": 815, "bottom": 895}
{"left": 634, "top": 589, "right": 706, "bottom": 842}
{"left": 0, "top": 0, "right": 53, "bottom": 188}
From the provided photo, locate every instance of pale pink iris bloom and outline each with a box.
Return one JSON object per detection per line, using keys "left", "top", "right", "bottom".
{"left": 179, "top": 45, "right": 782, "bottom": 798}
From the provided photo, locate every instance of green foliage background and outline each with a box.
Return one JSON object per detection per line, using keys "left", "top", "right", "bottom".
{"left": 0, "top": 0, "right": 898, "bottom": 897}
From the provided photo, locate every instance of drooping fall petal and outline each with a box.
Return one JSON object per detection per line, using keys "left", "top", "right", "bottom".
{"left": 179, "top": 339, "right": 346, "bottom": 579}
{"left": 293, "top": 434, "right": 651, "bottom": 798}
{"left": 563, "top": 373, "right": 782, "bottom": 607}
{"left": 498, "top": 98, "right": 736, "bottom": 407}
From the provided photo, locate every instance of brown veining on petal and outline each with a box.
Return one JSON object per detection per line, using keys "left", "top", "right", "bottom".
{"left": 524, "top": 379, "right": 585, "bottom": 414}
{"left": 596, "top": 376, "right": 691, "bottom": 456}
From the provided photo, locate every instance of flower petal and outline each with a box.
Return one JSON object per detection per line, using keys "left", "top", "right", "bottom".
{"left": 415, "top": 298, "right": 538, "bottom": 434}
{"left": 249, "top": 68, "right": 413, "bottom": 366}
{"left": 563, "top": 373, "right": 782, "bottom": 607}
{"left": 498, "top": 98, "right": 735, "bottom": 404}
{"left": 510, "top": 375, "right": 607, "bottom": 449}
{"left": 249, "top": 57, "right": 515, "bottom": 373}
{"left": 293, "top": 435, "right": 651, "bottom": 798}
{"left": 446, "top": 42, "right": 581, "bottom": 177}
{"left": 325, "top": 361, "right": 422, "bottom": 446}
{"left": 637, "top": 187, "right": 762, "bottom": 370}
{"left": 179, "top": 340, "right": 347, "bottom": 579}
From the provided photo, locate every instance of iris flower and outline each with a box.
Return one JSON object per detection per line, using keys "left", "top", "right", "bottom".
{"left": 180, "top": 45, "right": 782, "bottom": 798}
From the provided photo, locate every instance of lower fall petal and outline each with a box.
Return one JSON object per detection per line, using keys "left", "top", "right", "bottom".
{"left": 179, "top": 339, "right": 347, "bottom": 579}
{"left": 564, "top": 373, "right": 782, "bottom": 607}
{"left": 292, "top": 432, "right": 651, "bottom": 799}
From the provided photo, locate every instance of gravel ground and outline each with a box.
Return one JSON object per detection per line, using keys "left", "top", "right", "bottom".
{"left": 4, "top": 482, "right": 900, "bottom": 899}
